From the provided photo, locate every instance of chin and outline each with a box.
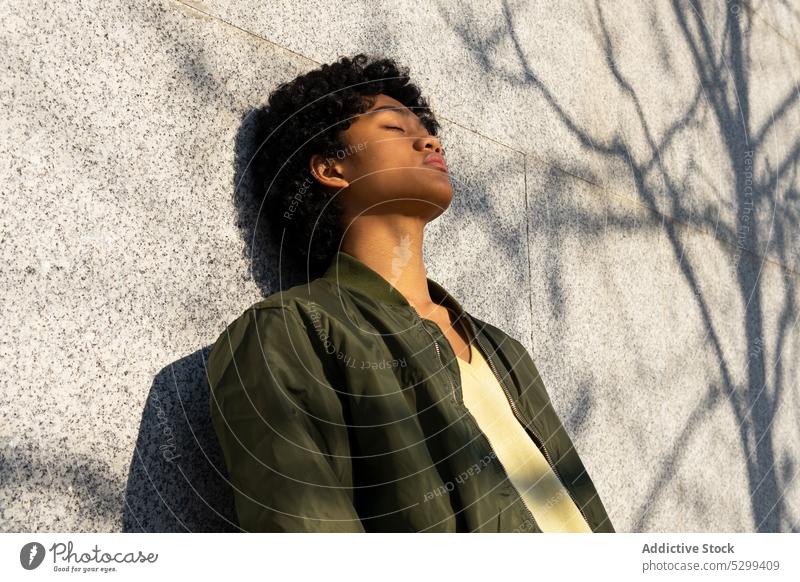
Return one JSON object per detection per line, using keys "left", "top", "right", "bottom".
{"left": 418, "top": 183, "right": 453, "bottom": 220}
{"left": 382, "top": 191, "right": 450, "bottom": 221}
{"left": 364, "top": 176, "right": 453, "bottom": 219}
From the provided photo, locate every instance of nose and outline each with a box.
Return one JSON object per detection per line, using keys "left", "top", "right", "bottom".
{"left": 418, "top": 134, "right": 444, "bottom": 154}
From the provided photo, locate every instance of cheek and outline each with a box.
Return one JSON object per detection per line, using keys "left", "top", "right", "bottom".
{"left": 347, "top": 146, "right": 404, "bottom": 184}
{"left": 365, "top": 142, "right": 405, "bottom": 168}
{"left": 344, "top": 147, "right": 390, "bottom": 178}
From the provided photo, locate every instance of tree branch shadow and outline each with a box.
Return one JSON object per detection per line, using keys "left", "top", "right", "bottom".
{"left": 438, "top": 0, "right": 800, "bottom": 531}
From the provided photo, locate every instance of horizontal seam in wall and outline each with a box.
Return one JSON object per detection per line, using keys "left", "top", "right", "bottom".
{"left": 743, "top": 0, "right": 800, "bottom": 56}
{"left": 547, "top": 162, "right": 800, "bottom": 282}
{"left": 170, "top": 1, "right": 524, "bottom": 153}
{"left": 170, "top": 0, "right": 800, "bottom": 281}
{"left": 170, "top": 0, "right": 322, "bottom": 65}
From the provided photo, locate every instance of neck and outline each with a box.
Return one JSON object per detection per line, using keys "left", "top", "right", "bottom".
{"left": 340, "top": 214, "right": 434, "bottom": 308}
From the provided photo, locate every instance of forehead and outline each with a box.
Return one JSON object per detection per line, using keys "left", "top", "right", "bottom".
{"left": 365, "top": 94, "right": 406, "bottom": 111}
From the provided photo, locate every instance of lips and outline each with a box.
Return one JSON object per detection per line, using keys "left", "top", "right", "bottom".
{"left": 423, "top": 153, "right": 448, "bottom": 172}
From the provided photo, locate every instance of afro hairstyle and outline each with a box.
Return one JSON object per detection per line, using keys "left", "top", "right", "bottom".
{"left": 250, "top": 53, "right": 441, "bottom": 279}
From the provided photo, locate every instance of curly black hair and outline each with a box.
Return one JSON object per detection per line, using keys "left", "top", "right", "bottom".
{"left": 250, "top": 53, "right": 441, "bottom": 279}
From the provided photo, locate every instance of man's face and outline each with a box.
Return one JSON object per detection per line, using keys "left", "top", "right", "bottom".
{"left": 311, "top": 93, "right": 453, "bottom": 223}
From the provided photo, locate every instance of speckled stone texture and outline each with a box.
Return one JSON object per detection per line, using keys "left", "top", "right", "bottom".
{"left": 1, "top": 0, "right": 798, "bottom": 532}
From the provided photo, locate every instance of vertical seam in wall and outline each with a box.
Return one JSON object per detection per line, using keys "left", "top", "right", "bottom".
{"left": 523, "top": 151, "right": 535, "bottom": 353}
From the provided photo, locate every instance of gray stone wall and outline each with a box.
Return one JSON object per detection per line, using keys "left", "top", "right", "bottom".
{"left": 1, "top": 0, "right": 798, "bottom": 531}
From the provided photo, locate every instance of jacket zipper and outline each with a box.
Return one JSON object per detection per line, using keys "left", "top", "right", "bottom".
{"left": 465, "top": 318, "right": 594, "bottom": 532}
{"left": 410, "top": 306, "right": 540, "bottom": 533}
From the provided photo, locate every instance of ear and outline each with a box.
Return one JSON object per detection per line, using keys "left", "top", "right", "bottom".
{"left": 309, "top": 153, "right": 350, "bottom": 190}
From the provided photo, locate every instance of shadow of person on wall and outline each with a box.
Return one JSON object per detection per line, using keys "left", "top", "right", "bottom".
{"left": 122, "top": 105, "right": 307, "bottom": 531}
{"left": 122, "top": 348, "right": 237, "bottom": 532}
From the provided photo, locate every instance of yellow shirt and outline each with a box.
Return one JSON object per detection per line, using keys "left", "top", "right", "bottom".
{"left": 456, "top": 343, "right": 592, "bottom": 533}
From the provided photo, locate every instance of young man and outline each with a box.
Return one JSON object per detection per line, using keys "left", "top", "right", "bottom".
{"left": 207, "top": 54, "right": 615, "bottom": 533}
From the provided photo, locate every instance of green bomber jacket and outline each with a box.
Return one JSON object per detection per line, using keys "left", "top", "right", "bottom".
{"left": 206, "top": 250, "right": 615, "bottom": 533}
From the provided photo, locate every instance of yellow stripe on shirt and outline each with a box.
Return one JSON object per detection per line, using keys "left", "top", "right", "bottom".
{"left": 456, "top": 344, "right": 592, "bottom": 533}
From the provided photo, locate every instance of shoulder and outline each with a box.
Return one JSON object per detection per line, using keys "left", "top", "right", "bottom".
{"left": 208, "top": 278, "right": 340, "bottom": 362}
{"left": 206, "top": 283, "right": 336, "bottom": 395}
{"left": 248, "top": 277, "right": 338, "bottom": 314}
{"left": 224, "top": 276, "right": 343, "bottom": 329}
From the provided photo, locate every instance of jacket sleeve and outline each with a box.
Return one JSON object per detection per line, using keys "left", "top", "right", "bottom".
{"left": 206, "top": 305, "right": 364, "bottom": 532}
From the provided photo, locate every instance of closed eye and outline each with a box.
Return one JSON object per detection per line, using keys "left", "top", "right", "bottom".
{"left": 384, "top": 125, "right": 405, "bottom": 132}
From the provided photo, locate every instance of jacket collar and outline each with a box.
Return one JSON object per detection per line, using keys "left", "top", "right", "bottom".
{"left": 321, "top": 251, "right": 469, "bottom": 318}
